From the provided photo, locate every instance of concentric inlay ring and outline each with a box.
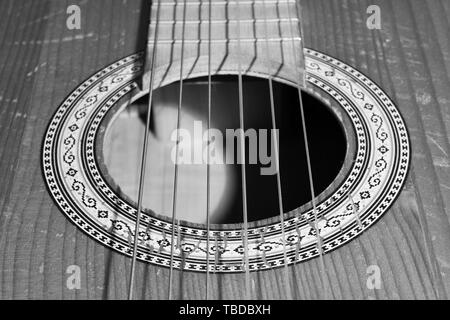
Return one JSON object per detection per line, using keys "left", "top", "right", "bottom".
{"left": 42, "top": 49, "right": 410, "bottom": 272}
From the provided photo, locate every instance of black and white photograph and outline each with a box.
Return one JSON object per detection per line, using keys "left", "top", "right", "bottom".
{"left": 0, "top": 0, "right": 449, "bottom": 308}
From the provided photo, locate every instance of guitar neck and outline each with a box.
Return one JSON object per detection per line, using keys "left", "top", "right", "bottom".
{"left": 143, "top": 0, "right": 305, "bottom": 90}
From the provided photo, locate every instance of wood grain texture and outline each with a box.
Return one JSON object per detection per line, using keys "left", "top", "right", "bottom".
{"left": 0, "top": 0, "right": 449, "bottom": 300}
{"left": 301, "top": 0, "right": 450, "bottom": 299}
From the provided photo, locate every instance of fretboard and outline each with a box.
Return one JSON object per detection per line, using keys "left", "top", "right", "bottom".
{"left": 143, "top": 0, "right": 305, "bottom": 90}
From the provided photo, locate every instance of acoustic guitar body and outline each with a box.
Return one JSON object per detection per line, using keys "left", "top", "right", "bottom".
{"left": 0, "top": 0, "right": 449, "bottom": 300}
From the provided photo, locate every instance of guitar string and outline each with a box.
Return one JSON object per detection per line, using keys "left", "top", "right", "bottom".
{"left": 130, "top": 0, "right": 324, "bottom": 301}
{"left": 128, "top": 0, "right": 162, "bottom": 301}
{"left": 261, "top": 0, "right": 292, "bottom": 300}
{"left": 205, "top": 0, "right": 212, "bottom": 300}
{"left": 168, "top": 0, "right": 188, "bottom": 300}
{"left": 236, "top": 0, "right": 251, "bottom": 300}
{"left": 287, "top": 0, "right": 329, "bottom": 299}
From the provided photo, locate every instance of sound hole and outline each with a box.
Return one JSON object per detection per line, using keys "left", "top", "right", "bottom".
{"left": 101, "top": 75, "right": 347, "bottom": 225}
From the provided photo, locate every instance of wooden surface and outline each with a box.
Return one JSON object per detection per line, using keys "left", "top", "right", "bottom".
{"left": 0, "top": 0, "right": 449, "bottom": 300}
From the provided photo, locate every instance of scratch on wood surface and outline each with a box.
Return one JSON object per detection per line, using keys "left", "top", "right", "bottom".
{"left": 0, "top": 97, "right": 18, "bottom": 104}
{"left": 26, "top": 62, "right": 47, "bottom": 78}
{"left": 427, "top": 136, "right": 449, "bottom": 158}
{"left": 433, "top": 158, "right": 450, "bottom": 168}
{"left": 415, "top": 91, "right": 432, "bottom": 106}
{"left": 12, "top": 32, "right": 95, "bottom": 46}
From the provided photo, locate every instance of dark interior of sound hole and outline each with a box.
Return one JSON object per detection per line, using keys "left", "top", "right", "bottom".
{"left": 107, "top": 75, "right": 347, "bottom": 225}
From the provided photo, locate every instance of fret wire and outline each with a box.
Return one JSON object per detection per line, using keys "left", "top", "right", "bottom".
{"left": 168, "top": 0, "right": 188, "bottom": 301}
{"left": 149, "top": 18, "right": 299, "bottom": 24}
{"left": 128, "top": 0, "right": 162, "bottom": 301}
{"left": 286, "top": 0, "right": 329, "bottom": 299}
{"left": 157, "top": 0, "right": 296, "bottom": 6}
{"left": 205, "top": 0, "right": 212, "bottom": 301}
{"left": 236, "top": 0, "right": 251, "bottom": 301}
{"left": 146, "top": 38, "right": 301, "bottom": 43}
{"left": 261, "top": 0, "right": 292, "bottom": 300}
